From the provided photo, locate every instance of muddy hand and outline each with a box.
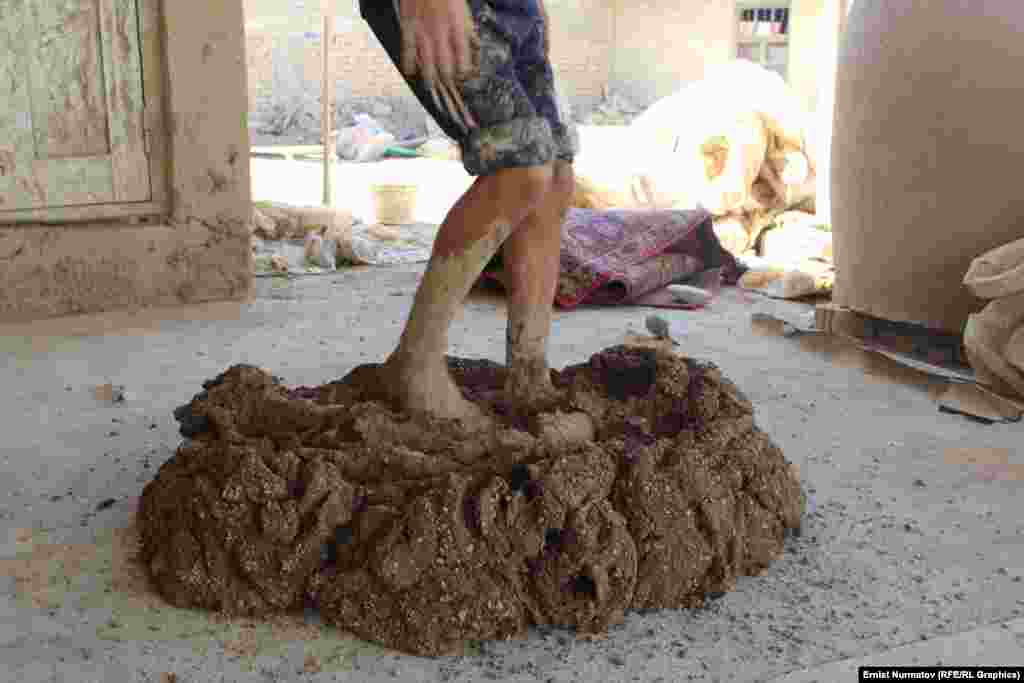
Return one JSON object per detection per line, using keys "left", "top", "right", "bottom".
{"left": 398, "top": 0, "right": 479, "bottom": 132}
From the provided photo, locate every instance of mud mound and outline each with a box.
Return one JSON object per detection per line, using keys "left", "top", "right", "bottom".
{"left": 139, "top": 346, "right": 804, "bottom": 656}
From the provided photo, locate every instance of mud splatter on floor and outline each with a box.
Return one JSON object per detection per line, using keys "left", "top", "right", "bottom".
{"left": 139, "top": 345, "right": 804, "bottom": 656}
{"left": 0, "top": 524, "right": 375, "bottom": 672}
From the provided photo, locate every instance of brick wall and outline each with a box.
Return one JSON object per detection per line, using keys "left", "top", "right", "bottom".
{"left": 244, "top": 0, "right": 613, "bottom": 115}
{"left": 244, "top": 0, "right": 829, "bottom": 122}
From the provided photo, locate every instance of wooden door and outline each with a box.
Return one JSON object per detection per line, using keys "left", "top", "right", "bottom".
{"left": 0, "top": 0, "right": 151, "bottom": 214}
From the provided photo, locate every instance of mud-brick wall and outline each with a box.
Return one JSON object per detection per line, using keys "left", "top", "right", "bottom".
{"left": 245, "top": 9, "right": 411, "bottom": 105}
{"left": 245, "top": 0, "right": 831, "bottom": 123}
{"left": 244, "top": 0, "right": 613, "bottom": 115}
{"left": 0, "top": 2, "right": 252, "bottom": 323}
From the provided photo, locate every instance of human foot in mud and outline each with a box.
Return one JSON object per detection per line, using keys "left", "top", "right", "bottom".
{"left": 342, "top": 354, "right": 492, "bottom": 430}
{"left": 503, "top": 360, "right": 562, "bottom": 412}
{"left": 502, "top": 312, "right": 563, "bottom": 412}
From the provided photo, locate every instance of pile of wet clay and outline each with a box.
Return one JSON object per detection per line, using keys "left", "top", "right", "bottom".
{"left": 139, "top": 345, "right": 804, "bottom": 656}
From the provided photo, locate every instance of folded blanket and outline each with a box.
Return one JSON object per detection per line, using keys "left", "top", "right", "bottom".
{"left": 484, "top": 207, "right": 742, "bottom": 309}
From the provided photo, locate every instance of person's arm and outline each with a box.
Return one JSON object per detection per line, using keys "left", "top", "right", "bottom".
{"left": 398, "top": 0, "right": 479, "bottom": 129}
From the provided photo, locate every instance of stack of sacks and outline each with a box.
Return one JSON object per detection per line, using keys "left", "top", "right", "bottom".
{"left": 571, "top": 60, "right": 817, "bottom": 256}
{"left": 963, "top": 237, "right": 1024, "bottom": 399}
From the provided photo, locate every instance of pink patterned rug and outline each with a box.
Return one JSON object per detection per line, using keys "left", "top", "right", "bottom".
{"left": 483, "top": 207, "right": 742, "bottom": 309}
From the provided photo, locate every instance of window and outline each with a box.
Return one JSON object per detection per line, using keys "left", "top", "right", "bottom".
{"left": 737, "top": 4, "right": 791, "bottom": 81}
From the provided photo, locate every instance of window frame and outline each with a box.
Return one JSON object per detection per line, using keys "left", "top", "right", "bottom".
{"left": 735, "top": 1, "right": 792, "bottom": 82}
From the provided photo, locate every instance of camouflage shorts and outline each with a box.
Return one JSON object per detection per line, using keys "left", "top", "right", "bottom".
{"left": 360, "top": 0, "right": 578, "bottom": 176}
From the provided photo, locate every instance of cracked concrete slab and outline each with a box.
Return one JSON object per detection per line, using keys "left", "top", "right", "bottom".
{"left": 1, "top": 266, "right": 1022, "bottom": 682}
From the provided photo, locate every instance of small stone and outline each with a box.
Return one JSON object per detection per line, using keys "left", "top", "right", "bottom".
{"left": 177, "top": 413, "right": 210, "bottom": 439}
{"left": 666, "top": 284, "right": 712, "bottom": 306}
{"left": 92, "top": 383, "right": 126, "bottom": 403}
{"left": 96, "top": 498, "right": 117, "bottom": 511}
{"left": 913, "top": 478, "right": 927, "bottom": 488}
{"left": 303, "top": 654, "right": 322, "bottom": 674}
{"left": 270, "top": 254, "right": 289, "bottom": 273}
{"left": 644, "top": 314, "right": 677, "bottom": 343}
{"left": 608, "top": 655, "right": 626, "bottom": 666}
{"left": 320, "top": 541, "right": 337, "bottom": 566}
{"left": 507, "top": 464, "right": 530, "bottom": 492}
{"left": 334, "top": 526, "right": 354, "bottom": 545}
{"left": 568, "top": 574, "right": 597, "bottom": 598}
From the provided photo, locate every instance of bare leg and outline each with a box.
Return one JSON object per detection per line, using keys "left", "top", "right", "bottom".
{"left": 501, "top": 160, "right": 575, "bottom": 406}
{"left": 380, "top": 164, "right": 554, "bottom": 424}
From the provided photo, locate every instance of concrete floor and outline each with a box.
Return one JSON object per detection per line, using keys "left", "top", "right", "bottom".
{"left": 1, "top": 264, "right": 1022, "bottom": 682}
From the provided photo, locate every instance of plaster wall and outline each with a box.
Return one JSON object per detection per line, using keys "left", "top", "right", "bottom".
{"left": 608, "top": 0, "right": 734, "bottom": 107}
{"left": 0, "top": 0, "right": 253, "bottom": 323}
{"left": 609, "top": 0, "right": 828, "bottom": 111}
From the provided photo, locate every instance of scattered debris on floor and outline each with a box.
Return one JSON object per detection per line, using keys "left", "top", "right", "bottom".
{"left": 757, "top": 212, "right": 832, "bottom": 262}
{"left": 268, "top": 254, "right": 290, "bottom": 274}
{"left": 943, "top": 447, "right": 1024, "bottom": 482}
{"left": 936, "top": 383, "right": 1024, "bottom": 424}
{"left": 0, "top": 525, "right": 369, "bottom": 673}
{"left": 139, "top": 347, "right": 803, "bottom": 656}
{"left": 644, "top": 313, "right": 677, "bottom": 344}
{"left": 252, "top": 202, "right": 354, "bottom": 243}
{"left": 666, "top": 284, "right": 713, "bottom": 307}
{"left": 570, "top": 60, "right": 817, "bottom": 260}
{"left": 739, "top": 260, "right": 834, "bottom": 300}
{"left": 753, "top": 302, "right": 1023, "bottom": 424}
{"left": 582, "top": 91, "right": 641, "bottom": 126}
{"left": 335, "top": 114, "right": 399, "bottom": 163}
{"left": 93, "top": 384, "right": 128, "bottom": 404}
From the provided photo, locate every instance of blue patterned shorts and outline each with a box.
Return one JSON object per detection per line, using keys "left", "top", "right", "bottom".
{"left": 360, "top": 0, "right": 578, "bottom": 176}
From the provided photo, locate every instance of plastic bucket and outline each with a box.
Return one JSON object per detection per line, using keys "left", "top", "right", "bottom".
{"left": 371, "top": 183, "right": 418, "bottom": 225}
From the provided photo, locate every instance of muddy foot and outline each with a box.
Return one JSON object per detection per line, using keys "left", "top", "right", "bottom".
{"left": 345, "top": 357, "right": 492, "bottom": 431}
{"left": 504, "top": 366, "right": 562, "bottom": 412}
